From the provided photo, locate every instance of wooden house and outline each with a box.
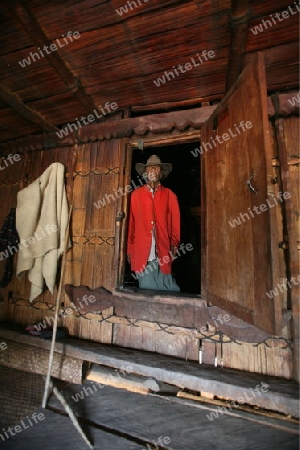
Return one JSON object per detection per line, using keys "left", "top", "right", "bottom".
{"left": 0, "top": 0, "right": 299, "bottom": 385}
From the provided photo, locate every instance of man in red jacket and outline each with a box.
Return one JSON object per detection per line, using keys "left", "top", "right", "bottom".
{"left": 127, "top": 155, "right": 180, "bottom": 291}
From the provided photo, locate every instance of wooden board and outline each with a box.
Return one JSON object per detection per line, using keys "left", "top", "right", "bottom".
{"left": 0, "top": 323, "right": 297, "bottom": 417}
{"left": 0, "top": 407, "right": 143, "bottom": 450}
{"left": 0, "top": 366, "right": 298, "bottom": 450}
{"left": 274, "top": 115, "right": 300, "bottom": 382}
{"left": 201, "top": 52, "right": 281, "bottom": 334}
{"left": 65, "top": 285, "right": 273, "bottom": 344}
{"left": 46, "top": 383, "right": 299, "bottom": 450}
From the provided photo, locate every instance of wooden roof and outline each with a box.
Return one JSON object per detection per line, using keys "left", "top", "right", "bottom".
{"left": 0, "top": 0, "right": 299, "bottom": 145}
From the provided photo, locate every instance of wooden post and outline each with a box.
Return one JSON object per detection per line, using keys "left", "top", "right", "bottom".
{"left": 274, "top": 117, "right": 300, "bottom": 382}
{"left": 225, "top": 0, "right": 250, "bottom": 91}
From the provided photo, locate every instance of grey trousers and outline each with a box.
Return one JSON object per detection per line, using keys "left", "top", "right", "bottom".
{"left": 136, "top": 259, "right": 180, "bottom": 291}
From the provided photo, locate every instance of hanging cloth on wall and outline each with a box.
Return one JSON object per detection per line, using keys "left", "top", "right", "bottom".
{"left": 0, "top": 208, "right": 19, "bottom": 287}
{"left": 16, "top": 162, "right": 70, "bottom": 302}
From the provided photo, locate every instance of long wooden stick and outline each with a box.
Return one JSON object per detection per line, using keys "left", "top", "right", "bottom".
{"left": 49, "top": 379, "right": 93, "bottom": 449}
{"left": 42, "top": 204, "right": 93, "bottom": 448}
{"left": 42, "top": 204, "right": 73, "bottom": 408}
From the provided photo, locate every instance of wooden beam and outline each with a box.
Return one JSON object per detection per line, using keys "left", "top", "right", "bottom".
{"left": 87, "top": 364, "right": 160, "bottom": 394}
{"left": 64, "top": 285, "right": 274, "bottom": 343}
{"left": 131, "top": 96, "right": 221, "bottom": 113}
{"left": 6, "top": 0, "right": 100, "bottom": 116}
{"left": 78, "top": 105, "right": 216, "bottom": 142}
{"left": 0, "top": 83, "right": 58, "bottom": 131}
{"left": 225, "top": 0, "right": 250, "bottom": 91}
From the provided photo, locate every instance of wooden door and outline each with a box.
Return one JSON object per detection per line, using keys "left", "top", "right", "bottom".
{"left": 201, "top": 53, "right": 281, "bottom": 335}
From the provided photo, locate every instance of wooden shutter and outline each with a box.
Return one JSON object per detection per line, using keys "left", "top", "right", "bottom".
{"left": 71, "top": 138, "right": 128, "bottom": 292}
{"left": 201, "top": 53, "right": 281, "bottom": 334}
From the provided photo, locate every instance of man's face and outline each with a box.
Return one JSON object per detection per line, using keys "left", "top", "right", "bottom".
{"left": 146, "top": 165, "right": 162, "bottom": 182}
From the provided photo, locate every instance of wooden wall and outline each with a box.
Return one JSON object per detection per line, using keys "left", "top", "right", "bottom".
{"left": 0, "top": 138, "right": 125, "bottom": 345}
{"left": 0, "top": 109, "right": 298, "bottom": 381}
{"left": 273, "top": 115, "right": 300, "bottom": 382}
{"left": 0, "top": 144, "right": 75, "bottom": 314}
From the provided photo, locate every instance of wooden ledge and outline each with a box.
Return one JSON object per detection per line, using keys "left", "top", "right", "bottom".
{"left": 113, "top": 287, "right": 207, "bottom": 307}
{"left": 64, "top": 285, "right": 273, "bottom": 343}
{"left": 0, "top": 322, "right": 298, "bottom": 418}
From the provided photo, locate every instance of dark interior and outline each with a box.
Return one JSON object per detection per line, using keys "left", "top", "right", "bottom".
{"left": 124, "top": 142, "right": 201, "bottom": 294}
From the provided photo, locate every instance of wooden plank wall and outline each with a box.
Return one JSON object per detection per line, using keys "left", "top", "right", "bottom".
{"left": 0, "top": 139, "right": 122, "bottom": 345}
{"left": 0, "top": 114, "right": 297, "bottom": 380}
{"left": 63, "top": 139, "right": 122, "bottom": 343}
{"left": 0, "top": 145, "right": 75, "bottom": 325}
{"left": 273, "top": 115, "right": 300, "bottom": 382}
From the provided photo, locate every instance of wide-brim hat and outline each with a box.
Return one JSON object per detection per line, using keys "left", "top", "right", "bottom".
{"left": 135, "top": 155, "right": 172, "bottom": 179}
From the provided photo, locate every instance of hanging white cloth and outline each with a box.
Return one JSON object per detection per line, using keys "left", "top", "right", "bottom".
{"left": 16, "top": 162, "right": 70, "bottom": 301}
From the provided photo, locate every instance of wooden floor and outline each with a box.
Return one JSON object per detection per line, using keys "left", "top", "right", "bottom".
{"left": 0, "top": 322, "right": 298, "bottom": 418}
{"left": 0, "top": 367, "right": 298, "bottom": 450}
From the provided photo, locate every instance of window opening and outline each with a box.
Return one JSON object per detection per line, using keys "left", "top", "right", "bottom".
{"left": 123, "top": 142, "right": 201, "bottom": 295}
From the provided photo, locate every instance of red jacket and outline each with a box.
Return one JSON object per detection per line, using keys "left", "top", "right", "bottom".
{"left": 127, "top": 184, "right": 180, "bottom": 274}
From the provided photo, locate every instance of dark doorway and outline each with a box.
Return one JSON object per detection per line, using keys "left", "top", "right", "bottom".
{"left": 124, "top": 141, "right": 201, "bottom": 295}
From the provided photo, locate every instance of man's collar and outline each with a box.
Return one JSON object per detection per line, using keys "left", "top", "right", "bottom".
{"left": 145, "top": 183, "right": 162, "bottom": 192}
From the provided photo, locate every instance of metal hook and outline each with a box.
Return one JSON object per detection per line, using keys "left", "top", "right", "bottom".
{"left": 116, "top": 212, "right": 125, "bottom": 222}
{"left": 247, "top": 172, "right": 258, "bottom": 195}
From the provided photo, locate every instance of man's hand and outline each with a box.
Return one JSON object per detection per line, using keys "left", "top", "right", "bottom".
{"left": 127, "top": 254, "right": 131, "bottom": 264}
{"left": 170, "top": 245, "right": 178, "bottom": 258}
